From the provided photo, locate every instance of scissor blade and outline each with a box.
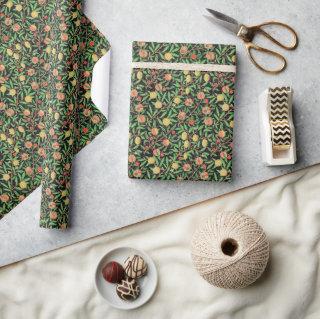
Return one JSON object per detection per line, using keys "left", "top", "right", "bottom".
{"left": 205, "top": 8, "right": 240, "bottom": 35}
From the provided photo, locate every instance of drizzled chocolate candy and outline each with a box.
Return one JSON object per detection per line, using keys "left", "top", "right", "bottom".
{"left": 124, "top": 254, "right": 148, "bottom": 279}
{"left": 116, "top": 278, "right": 140, "bottom": 301}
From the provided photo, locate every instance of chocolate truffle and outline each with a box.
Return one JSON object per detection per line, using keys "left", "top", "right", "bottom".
{"left": 102, "top": 261, "right": 125, "bottom": 284}
{"left": 124, "top": 254, "right": 148, "bottom": 279}
{"left": 116, "top": 278, "right": 140, "bottom": 301}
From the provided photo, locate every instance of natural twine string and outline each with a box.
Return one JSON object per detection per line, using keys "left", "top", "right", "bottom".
{"left": 191, "top": 211, "right": 270, "bottom": 289}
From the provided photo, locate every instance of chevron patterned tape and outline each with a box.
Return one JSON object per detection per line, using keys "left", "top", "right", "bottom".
{"left": 269, "top": 87, "right": 291, "bottom": 150}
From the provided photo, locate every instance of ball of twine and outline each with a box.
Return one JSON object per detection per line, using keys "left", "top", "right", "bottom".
{"left": 191, "top": 211, "right": 269, "bottom": 289}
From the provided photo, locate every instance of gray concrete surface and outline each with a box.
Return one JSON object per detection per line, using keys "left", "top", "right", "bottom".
{"left": 1, "top": 0, "right": 319, "bottom": 266}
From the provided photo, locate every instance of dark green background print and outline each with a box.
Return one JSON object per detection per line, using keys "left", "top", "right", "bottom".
{"left": 0, "top": 0, "right": 110, "bottom": 228}
{"left": 128, "top": 42, "right": 236, "bottom": 182}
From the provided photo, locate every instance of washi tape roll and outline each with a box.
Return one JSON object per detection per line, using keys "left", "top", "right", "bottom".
{"left": 269, "top": 87, "right": 291, "bottom": 151}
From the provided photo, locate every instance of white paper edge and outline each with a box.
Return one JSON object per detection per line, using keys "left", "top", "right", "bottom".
{"left": 91, "top": 50, "right": 111, "bottom": 119}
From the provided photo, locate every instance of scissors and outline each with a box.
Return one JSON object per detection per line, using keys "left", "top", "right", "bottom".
{"left": 205, "top": 9, "right": 299, "bottom": 74}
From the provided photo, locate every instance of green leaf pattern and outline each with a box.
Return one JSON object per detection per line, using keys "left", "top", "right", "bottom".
{"left": 128, "top": 42, "right": 236, "bottom": 182}
{"left": 0, "top": 0, "right": 110, "bottom": 228}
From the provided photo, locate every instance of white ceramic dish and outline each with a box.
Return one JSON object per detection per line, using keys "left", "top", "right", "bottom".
{"left": 95, "top": 247, "right": 158, "bottom": 310}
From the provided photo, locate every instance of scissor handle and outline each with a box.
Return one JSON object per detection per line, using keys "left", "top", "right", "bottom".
{"left": 248, "top": 21, "right": 299, "bottom": 50}
{"left": 244, "top": 42, "right": 287, "bottom": 74}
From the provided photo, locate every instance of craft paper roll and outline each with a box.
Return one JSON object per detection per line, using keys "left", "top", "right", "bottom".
{"left": 0, "top": 1, "right": 110, "bottom": 229}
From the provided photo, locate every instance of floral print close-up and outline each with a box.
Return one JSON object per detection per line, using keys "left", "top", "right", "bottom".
{"left": 0, "top": 0, "right": 110, "bottom": 228}
{"left": 128, "top": 42, "right": 236, "bottom": 182}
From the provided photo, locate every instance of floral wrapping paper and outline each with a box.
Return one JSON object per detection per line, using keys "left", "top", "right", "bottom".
{"left": 0, "top": 0, "right": 110, "bottom": 229}
{"left": 128, "top": 42, "right": 236, "bottom": 182}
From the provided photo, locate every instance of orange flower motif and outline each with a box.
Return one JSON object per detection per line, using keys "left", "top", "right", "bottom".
{"left": 23, "top": 109, "right": 31, "bottom": 116}
{"left": 43, "top": 63, "right": 50, "bottom": 71}
{"left": 128, "top": 154, "right": 136, "bottom": 163}
{"left": 27, "top": 68, "right": 35, "bottom": 76}
{"left": 52, "top": 142, "right": 59, "bottom": 149}
{"left": 25, "top": 141, "right": 33, "bottom": 149}
{"left": 4, "top": 18, "right": 12, "bottom": 26}
{"left": 218, "top": 130, "right": 226, "bottom": 138}
{"left": 48, "top": 202, "right": 56, "bottom": 209}
{"left": 197, "top": 92, "right": 205, "bottom": 100}
{"left": 0, "top": 194, "right": 10, "bottom": 203}
{"left": 57, "top": 92, "right": 65, "bottom": 100}
{"left": 200, "top": 171, "right": 209, "bottom": 180}
{"left": 83, "top": 109, "right": 91, "bottom": 117}
{"left": 133, "top": 169, "right": 142, "bottom": 178}
{"left": 59, "top": 23, "right": 67, "bottom": 31}
{"left": 202, "top": 106, "right": 211, "bottom": 115}
{"left": 139, "top": 50, "right": 148, "bottom": 58}
{"left": 222, "top": 85, "right": 230, "bottom": 93}
{"left": 91, "top": 115, "right": 100, "bottom": 124}
{"left": 204, "top": 117, "right": 213, "bottom": 126}
{"left": 137, "top": 115, "right": 146, "bottom": 123}
{"left": 130, "top": 89, "right": 138, "bottom": 98}
{"left": 220, "top": 151, "right": 227, "bottom": 158}
{"left": 29, "top": 25, "right": 37, "bottom": 32}
{"left": 31, "top": 82, "right": 39, "bottom": 90}
{"left": 185, "top": 98, "right": 193, "bottom": 106}
{"left": 205, "top": 52, "right": 215, "bottom": 61}
{"left": 5, "top": 108, "right": 15, "bottom": 117}
{"left": 13, "top": 24, "right": 21, "bottom": 32}
{"left": 151, "top": 128, "right": 158, "bottom": 136}
{"left": 21, "top": 153, "right": 29, "bottom": 160}
{"left": 178, "top": 111, "right": 186, "bottom": 120}
{"left": 45, "top": 188, "right": 52, "bottom": 196}
{"left": 183, "top": 164, "right": 191, "bottom": 172}
{"left": 135, "top": 103, "right": 144, "bottom": 112}
{"left": 55, "top": 82, "right": 63, "bottom": 90}
{"left": 83, "top": 83, "right": 90, "bottom": 90}
{"left": 38, "top": 148, "right": 46, "bottom": 156}
{"left": 162, "top": 139, "right": 170, "bottom": 147}
{"left": 83, "top": 71, "right": 90, "bottom": 78}
{"left": 195, "top": 157, "right": 203, "bottom": 165}
{"left": 32, "top": 57, "right": 39, "bottom": 64}
{"left": 53, "top": 152, "right": 61, "bottom": 160}
{"left": 164, "top": 74, "right": 172, "bottom": 81}
{"left": 25, "top": 167, "right": 33, "bottom": 176}
{"left": 50, "top": 211, "right": 58, "bottom": 220}
{"left": 180, "top": 46, "right": 188, "bottom": 55}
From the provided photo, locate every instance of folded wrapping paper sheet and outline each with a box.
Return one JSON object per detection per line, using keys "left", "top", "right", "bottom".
{"left": 128, "top": 42, "right": 236, "bottom": 181}
{"left": 0, "top": 0, "right": 110, "bottom": 229}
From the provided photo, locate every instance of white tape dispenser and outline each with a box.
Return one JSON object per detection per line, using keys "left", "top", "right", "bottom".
{"left": 259, "top": 86, "right": 297, "bottom": 166}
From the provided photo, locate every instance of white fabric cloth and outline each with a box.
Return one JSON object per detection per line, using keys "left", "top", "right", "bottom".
{"left": 1, "top": 165, "right": 320, "bottom": 319}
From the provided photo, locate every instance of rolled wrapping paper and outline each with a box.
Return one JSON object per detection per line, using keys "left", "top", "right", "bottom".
{"left": 0, "top": 1, "right": 110, "bottom": 228}
{"left": 191, "top": 211, "right": 269, "bottom": 289}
